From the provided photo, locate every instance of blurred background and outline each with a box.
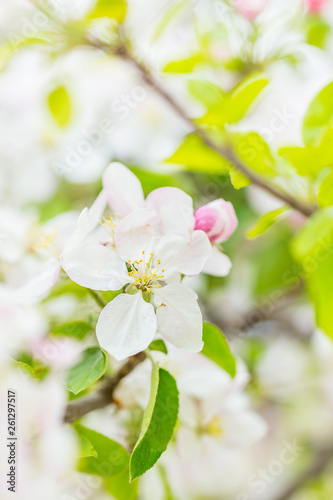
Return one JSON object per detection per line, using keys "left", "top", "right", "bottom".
{"left": 1, "top": 0, "right": 333, "bottom": 499}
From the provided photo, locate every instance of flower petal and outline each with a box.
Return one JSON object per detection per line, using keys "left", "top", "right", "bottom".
{"left": 154, "top": 284, "right": 203, "bottom": 352}
{"left": 103, "top": 162, "right": 144, "bottom": 216}
{"left": 15, "top": 258, "right": 60, "bottom": 304}
{"left": 177, "top": 230, "right": 212, "bottom": 276}
{"left": 202, "top": 246, "right": 232, "bottom": 277}
{"left": 61, "top": 243, "right": 128, "bottom": 291}
{"left": 146, "top": 187, "right": 194, "bottom": 236}
{"left": 65, "top": 190, "right": 107, "bottom": 249}
{"left": 115, "top": 208, "right": 160, "bottom": 262}
{"left": 96, "top": 291, "right": 156, "bottom": 360}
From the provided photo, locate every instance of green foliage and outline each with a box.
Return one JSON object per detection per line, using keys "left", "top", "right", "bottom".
{"left": 165, "top": 134, "right": 229, "bottom": 172}
{"left": 305, "top": 17, "right": 330, "bottom": 49}
{"left": 149, "top": 339, "right": 168, "bottom": 354}
{"left": 318, "top": 169, "right": 333, "bottom": 207}
{"left": 246, "top": 207, "right": 288, "bottom": 239}
{"left": 227, "top": 75, "right": 269, "bottom": 124}
{"left": 77, "top": 434, "right": 98, "bottom": 458}
{"left": 129, "top": 366, "right": 179, "bottom": 481}
{"left": 66, "top": 347, "right": 107, "bottom": 394}
{"left": 192, "top": 75, "right": 268, "bottom": 128}
{"left": 88, "top": 0, "right": 127, "bottom": 22}
{"left": 163, "top": 54, "right": 203, "bottom": 73}
{"left": 232, "top": 132, "right": 275, "bottom": 175}
{"left": 201, "top": 323, "right": 236, "bottom": 377}
{"left": 292, "top": 208, "right": 333, "bottom": 340}
{"left": 75, "top": 424, "right": 130, "bottom": 477}
{"left": 52, "top": 321, "right": 92, "bottom": 340}
{"left": 105, "top": 469, "right": 138, "bottom": 500}
{"left": 47, "top": 85, "right": 72, "bottom": 128}
{"left": 229, "top": 166, "right": 251, "bottom": 189}
{"left": 12, "top": 357, "right": 49, "bottom": 381}
{"left": 303, "top": 81, "right": 333, "bottom": 146}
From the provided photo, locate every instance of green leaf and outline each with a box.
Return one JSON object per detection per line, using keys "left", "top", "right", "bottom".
{"left": 305, "top": 17, "right": 330, "bottom": 49}
{"left": 187, "top": 79, "right": 225, "bottom": 108}
{"left": 303, "top": 81, "right": 333, "bottom": 146}
{"left": 149, "top": 339, "right": 168, "bottom": 354}
{"left": 77, "top": 434, "right": 98, "bottom": 458}
{"left": 318, "top": 169, "right": 333, "bottom": 207}
{"left": 52, "top": 321, "right": 92, "bottom": 340}
{"left": 229, "top": 165, "right": 251, "bottom": 189}
{"left": 227, "top": 74, "right": 269, "bottom": 124}
{"left": 75, "top": 425, "right": 129, "bottom": 477}
{"left": 88, "top": 0, "right": 127, "bottom": 22}
{"left": 292, "top": 208, "right": 333, "bottom": 340}
{"left": 163, "top": 54, "right": 203, "bottom": 73}
{"left": 246, "top": 207, "right": 288, "bottom": 239}
{"left": 105, "top": 468, "right": 138, "bottom": 500}
{"left": 164, "top": 134, "right": 230, "bottom": 173}
{"left": 129, "top": 366, "right": 179, "bottom": 481}
{"left": 201, "top": 323, "right": 236, "bottom": 378}
{"left": 232, "top": 132, "right": 275, "bottom": 175}
{"left": 47, "top": 85, "right": 71, "bottom": 128}
{"left": 66, "top": 347, "right": 107, "bottom": 395}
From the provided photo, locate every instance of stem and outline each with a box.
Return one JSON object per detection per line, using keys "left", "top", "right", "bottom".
{"left": 64, "top": 351, "right": 146, "bottom": 423}
{"left": 87, "top": 289, "right": 107, "bottom": 309}
{"left": 109, "top": 43, "right": 315, "bottom": 218}
{"left": 272, "top": 445, "right": 333, "bottom": 500}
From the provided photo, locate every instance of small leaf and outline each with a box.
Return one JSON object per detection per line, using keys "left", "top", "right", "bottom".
{"left": 165, "top": 134, "right": 230, "bottom": 173}
{"left": 149, "top": 339, "right": 168, "bottom": 354}
{"left": 77, "top": 434, "right": 98, "bottom": 458}
{"left": 229, "top": 166, "right": 251, "bottom": 189}
{"left": 227, "top": 74, "right": 269, "bottom": 124}
{"left": 292, "top": 207, "right": 333, "bottom": 341}
{"left": 52, "top": 321, "right": 92, "bottom": 340}
{"left": 163, "top": 54, "right": 203, "bottom": 73}
{"left": 318, "top": 169, "right": 333, "bottom": 207}
{"left": 88, "top": 0, "right": 127, "bottom": 22}
{"left": 105, "top": 468, "right": 138, "bottom": 500}
{"left": 66, "top": 347, "right": 106, "bottom": 395}
{"left": 75, "top": 425, "right": 129, "bottom": 477}
{"left": 47, "top": 85, "right": 71, "bottom": 128}
{"left": 246, "top": 207, "right": 288, "bottom": 239}
{"left": 303, "top": 81, "right": 333, "bottom": 146}
{"left": 232, "top": 132, "right": 275, "bottom": 175}
{"left": 201, "top": 323, "right": 236, "bottom": 377}
{"left": 129, "top": 367, "right": 179, "bottom": 481}
{"left": 187, "top": 79, "right": 225, "bottom": 108}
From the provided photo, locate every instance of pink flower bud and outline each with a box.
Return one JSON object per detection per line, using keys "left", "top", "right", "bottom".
{"left": 233, "top": 0, "right": 268, "bottom": 20}
{"left": 306, "top": 0, "right": 327, "bottom": 13}
{"left": 194, "top": 199, "right": 238, "bottom": 244}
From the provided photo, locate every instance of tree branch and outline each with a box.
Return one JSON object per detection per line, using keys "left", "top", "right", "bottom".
{"left": 64, "top": 351, "right": 146, "bottom": 423}
{"left": 272, "top": 445, "right": 333, "bottom": 500}
{"left": 112, "top": 44, "right": 316, "bottom": 218}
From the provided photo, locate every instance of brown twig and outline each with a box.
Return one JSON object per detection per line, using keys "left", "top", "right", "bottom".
{"left": 272, "top": 445, "right": 333, "bottom": 500}
{"left": 64, "top": 351, "right": 146, "bottom": 423}
{"left": 111, "top": 44, "right": 316, "bottom": 218}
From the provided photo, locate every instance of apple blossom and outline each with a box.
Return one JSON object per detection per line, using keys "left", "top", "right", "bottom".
{"left": 306, "top": 0, "right": 327, "bottom": 13}
{"left": 233, "top": 0, "right": 268, "bottom": 20}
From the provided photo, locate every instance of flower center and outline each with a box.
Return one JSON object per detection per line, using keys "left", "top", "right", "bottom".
{"left": 203, "top": 416, "right": 224, "bottom": 438}
{"left": 127, "top": 251, "right": 165, "bottom": 292}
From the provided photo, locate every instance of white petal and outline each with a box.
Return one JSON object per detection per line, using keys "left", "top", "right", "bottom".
{"left": 65, "top": 190, "right": 107, "bottom": 249}
{"left": 146, "top": 187, "right": 194, "bottom": 236}
{"left": 61, "top": 243, "right": 128, "bottom": 291}
{"left": 154, "top": 284, "right": 203, "bottom": 352}
{"left": 202, "top": 246, "right": 232, "bottom": 277}
{"left": 103, "top": 162, "right": 144, "bottom": 216}
{"left": 177, "top": 230, "right": 212, "bottom": 276}
{"left": 96, "top": 291, "right": 156, "bottom": 360}
{"left": 222, "top": 410, "right": 268, "bottom": 447}
{"left": 115, "top": 208, "right": 160, "bottom": 262}
{"left": 15, "top": 258, "right": 60, "bottom": 304}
